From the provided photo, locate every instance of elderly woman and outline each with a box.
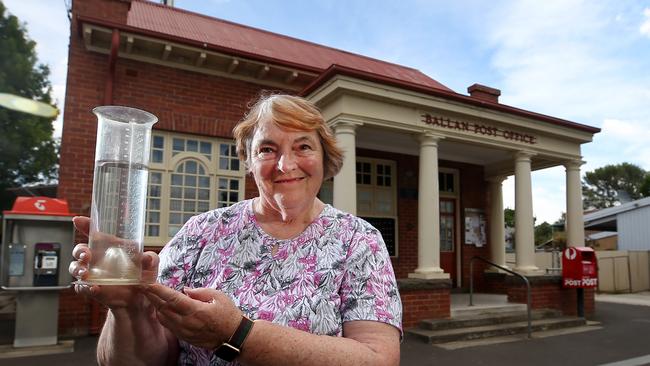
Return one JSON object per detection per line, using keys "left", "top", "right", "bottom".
{"left": 70, "top": 94, "right": 402, "bottom": 365}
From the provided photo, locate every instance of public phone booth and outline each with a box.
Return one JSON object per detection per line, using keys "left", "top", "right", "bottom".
{"left": 1, "top": 197, "right": 75, "bottom": 348}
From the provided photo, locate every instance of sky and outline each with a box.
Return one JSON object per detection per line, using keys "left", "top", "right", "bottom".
{"left": 3, "top": 0, "right": 650, "bottom": 224}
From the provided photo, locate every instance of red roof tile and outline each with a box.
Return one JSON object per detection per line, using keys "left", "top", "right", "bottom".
{"left": 126, "top": 0, "right": 452, "bottom": 92}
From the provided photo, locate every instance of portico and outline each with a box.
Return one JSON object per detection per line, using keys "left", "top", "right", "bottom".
{"left": 304, "top": 68, "right": 599, "bottom": 286}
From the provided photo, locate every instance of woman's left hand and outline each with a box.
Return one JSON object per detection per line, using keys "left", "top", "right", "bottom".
{"left": 143, "top": 284, "right": 243, "bottom": 349}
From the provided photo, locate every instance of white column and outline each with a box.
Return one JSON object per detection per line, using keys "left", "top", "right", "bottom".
{"left": 565, "top": 160, "right": 585, "bottom": 248}
{"left": 332, "top": 120, "right": 360, "bottom": 215}
{"left": 514, "top": 151, "right": 540, "bottom": 274}
{"left": 487, "top": 176, "right": 508, "bottom": 269}
{"left": 409, "top": 133, "right": 449, "bottom": 279}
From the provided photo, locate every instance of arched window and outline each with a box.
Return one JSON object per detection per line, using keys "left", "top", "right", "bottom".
{"left": 144, "top": 132, "right": 245, "bottom": 245}
{"left": 168, "top": 159, "right": 210, "bottom": 237}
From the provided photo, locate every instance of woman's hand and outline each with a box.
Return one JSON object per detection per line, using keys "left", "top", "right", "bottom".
{"left": 68, "top": 216, "right": 159, "bottom": 311}
{"left": 142, "top": 284, "right": 243, "bottom": 349}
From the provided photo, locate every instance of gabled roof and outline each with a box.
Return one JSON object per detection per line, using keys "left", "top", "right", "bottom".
{"left": 584, "top": 196, "right": 650, "bottom": 230}
{"left": 126, "top": 0, "right": 451, "bottom": 92}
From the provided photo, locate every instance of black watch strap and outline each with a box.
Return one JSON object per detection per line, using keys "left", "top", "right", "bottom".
{"left": 214, "top": 315, "right": 255, "bottom": 362}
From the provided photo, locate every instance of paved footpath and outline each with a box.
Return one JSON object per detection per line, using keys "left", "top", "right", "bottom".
{"left": 1, "top": 293, "right": 649, "bottom": 366}
{"left": 401, "top": 295, "right": 650, "bottom": 366}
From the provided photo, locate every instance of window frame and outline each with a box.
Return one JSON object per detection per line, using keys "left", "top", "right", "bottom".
{"left": 144, "top": 131, "right": 245, "bottom": 246}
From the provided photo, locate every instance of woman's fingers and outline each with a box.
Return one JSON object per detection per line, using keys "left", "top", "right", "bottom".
{"left": 72, "top": 243, "right": 90, "bottom": 261}
{"left": 72, "top": 216, "right": 90, "bottom": 239}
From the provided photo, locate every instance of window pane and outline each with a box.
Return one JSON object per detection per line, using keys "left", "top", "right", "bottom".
{"left": 149, "top": 185, "right": 160, "bottom": 197}
{"left": 199, "top": 176, "right": 210, "bottom": 188}
{"left": 230, "top": 180, "right": 239, "bottom": 190}
{"left": 198, "top": 201, "right": 209, "bottom": 212}
{"left": 229, "top": 192, "right": 238, "bottom": 202}
{"left": 173, "top": 138, "right": 184, "bottom": 151}
{"left": 169, "top": 213, "right": 181, "bottom": 224}
{"left": 385, "top": 177, "right": 391, "bottom": 187}
{"left": 148, "top": 225, "right": 159, "bottom": 237}
{"left": 219, "top": 178, "right": 227, "bottom": 189}
{"left": 150, "top": 172, "right": 162, "bottom": 185}
{"left": 148, "top": 212, "right": 160, "bottom": 223}
{"left": 363, "top": 175, "right": 370, "bottom": 185}
{"left": 152, "top": 150, "right": 163, "bottom": 163}
{"left": 183, "top": 214, "right": 193, "bottom": 222}
{"left": 219, "top": 157, "right": 228, "bottom": 170}
{"left": 171, "top": 174, "right": 182, "bottom": 186}
{"left": 377, "top": 165, "right": 383, "bottom": 174}
{"left": 446, "top": 174, "right": 454, "bottom": 192}
{"left": 184, "top": 188, "right": 196, "bottom": 199}
{"left": 168, "top": 225, "right": 180, "bottom": 237}
{"left": 170, "top": 199, "right": 181, "bottom": 211}
{"left": 199, "top": 166, "right": 205, "bottom": 175}
{"left": 198, "top": 189, "right": 210, "bottom": 200}
{"left": 232, "top": 160, "right": 240, "bottom": 171}
{"left": 148, "top": 198, "right": 160, "bottom": 210}
{"left": 184, "top": 175, "right": 196, "bottom": 187}
{"left": 185, "top": 161, "right": 197, "bottom": 174}
{"left": 230, "top": 145, "right": 237, "bottom": 156}
{"left": 184, "top": 201, "right": 195, "bottom": 212}
{"left": 171, "top": 187, "right": 182, "bottom": 198}
{"left": 153, "top": 135, "right": 164, "bottom": 148}
{"left": 187, "top": 139, "right": 198, "bottom": 152}
{"left": 220, "top": 144, "right": 229, "bottom": 156}
{"left": 200, "top": 142, "right": 211, "bottom": 154}
{"left": 219, "top": 191, "right": 227, "bottom": 202}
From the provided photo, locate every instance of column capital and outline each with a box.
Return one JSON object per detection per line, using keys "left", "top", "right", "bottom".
{"left": 329, "top": 119, "right": 363, "bottom": 134}
{"left": 417, "top": 132, "right": 444, "bottom": 146}
{"left": 513, "top": 150, "right": 536, "bottom": 162}
{"left": 564, "top": 159, "right": 585, "bottom": 171}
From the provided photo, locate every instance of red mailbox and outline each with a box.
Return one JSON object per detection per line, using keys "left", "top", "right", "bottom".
{"left": 562, "top": 247, "right": 598, "bottom": 288}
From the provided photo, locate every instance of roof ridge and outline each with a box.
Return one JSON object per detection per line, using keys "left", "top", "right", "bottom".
{"left": 134, "top": 1, "right": 434, "bottom": 77}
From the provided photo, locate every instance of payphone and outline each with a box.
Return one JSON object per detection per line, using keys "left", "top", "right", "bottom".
{"left": 1, "top": 197, "right": 75, "bottom": 348}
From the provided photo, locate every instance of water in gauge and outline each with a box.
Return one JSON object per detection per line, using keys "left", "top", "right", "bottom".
{"left": 87, "top": 160, "right": 148, "bottom": 284}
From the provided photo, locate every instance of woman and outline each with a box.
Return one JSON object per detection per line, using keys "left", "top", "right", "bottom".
{"left": 70, "top": 94, "right": 402, "bottom": 365}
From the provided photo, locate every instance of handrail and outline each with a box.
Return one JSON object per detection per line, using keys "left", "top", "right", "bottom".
{"left": 469, "top": 256, "right": 532, "bottom": 339}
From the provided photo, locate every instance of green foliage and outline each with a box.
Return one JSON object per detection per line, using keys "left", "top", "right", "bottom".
{"left": 582, "top": 163, "right": 649, "bottom": 209}
{"left": 534, "top": 221, "right": 553, "bottom": 246}
{"left": 504, "top": 208, "right": 515, "bottom": 228}
{"left": 0, "top": 2, "right": 58, "bottom": 209}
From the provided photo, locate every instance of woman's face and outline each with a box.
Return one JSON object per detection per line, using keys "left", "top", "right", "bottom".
{"left": 249, "top": 119, "right": 324, "bottom": 216}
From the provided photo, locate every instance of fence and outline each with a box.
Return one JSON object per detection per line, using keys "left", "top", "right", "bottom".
{"left": 506, "top": 250, "right": 650, "bottom": 293}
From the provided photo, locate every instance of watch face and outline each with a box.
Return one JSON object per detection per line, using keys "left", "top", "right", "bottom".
{"left": 215, "top": 343, "right": 240, "bottom": 362}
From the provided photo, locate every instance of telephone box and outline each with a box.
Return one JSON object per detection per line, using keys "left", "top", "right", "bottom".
{"left": 1, "top": 197, "right": 75, "bottom": 348}
{"left": 562, "top": 246, "right": 598, "bottom": 288}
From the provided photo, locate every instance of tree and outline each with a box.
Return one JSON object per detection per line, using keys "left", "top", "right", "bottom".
{"left": 504, "top": 208, "right": 515, "bottom": 228}
{"left": 534, "top": 221, "right": 553, "bottom": 246}
{"left": 582, "top": 163, "right": 648, "bottom": 209}
{"left": 0, "top": 2, "right": 58, "bottom": 210}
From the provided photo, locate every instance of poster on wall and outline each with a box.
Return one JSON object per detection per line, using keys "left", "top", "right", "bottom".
{"left": 464, "top": 208, "right": 486, "bottom": 247}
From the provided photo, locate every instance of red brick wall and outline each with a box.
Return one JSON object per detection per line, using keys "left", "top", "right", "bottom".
{"left": 60, "top": 0, "right": 282, "bottom": 336}
{"left": 507, "top": 280, "right": 595, "bottom": 318}
{"left": 400, "top": 288, "right": 450, "bottom": 328}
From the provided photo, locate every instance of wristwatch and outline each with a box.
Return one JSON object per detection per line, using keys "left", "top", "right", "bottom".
{"left": 214, "top": 315, "right": 255, "bottom": 362}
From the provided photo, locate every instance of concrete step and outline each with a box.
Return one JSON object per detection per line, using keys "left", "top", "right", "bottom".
{"left": 420, "top": 308, "right": 563, "bottom": 331}
{"left": 406, "top": 316, "right": 587, "bottom": 344}
{"left": 451, "top": 303, "right": 527, "bottom": 318}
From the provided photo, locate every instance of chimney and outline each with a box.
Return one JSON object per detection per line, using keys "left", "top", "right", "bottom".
{"left": 467, "top": 83, "right": 501, "bottom": 103}
{"left": 161, "top": 0, "right": 174, "bottom": 6}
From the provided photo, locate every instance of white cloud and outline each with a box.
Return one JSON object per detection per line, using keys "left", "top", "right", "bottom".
{"left": 641, "top": 8, "right": 650, "bottom": 37}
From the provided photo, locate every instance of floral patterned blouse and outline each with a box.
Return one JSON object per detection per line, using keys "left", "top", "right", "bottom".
{"left": 158, "top": 199, "right": 403, "bottom": 365}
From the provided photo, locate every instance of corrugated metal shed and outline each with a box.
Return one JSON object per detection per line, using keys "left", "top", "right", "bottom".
{"left": 584, "top": 197, "right": 650, "bottom": 250}
{"left": 126, "top": 0, "right": 452, "bottom": 92}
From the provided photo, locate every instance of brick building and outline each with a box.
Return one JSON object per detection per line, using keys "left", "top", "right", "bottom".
{"left": 58, "top": 0, "right": 600, "bottom": 335}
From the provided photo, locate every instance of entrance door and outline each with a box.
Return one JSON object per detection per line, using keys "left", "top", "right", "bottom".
{"left": 439, "top": 198, "right": 456, "bottom": 285}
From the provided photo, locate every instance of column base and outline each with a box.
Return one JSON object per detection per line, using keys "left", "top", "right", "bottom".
{"left": 408, "top": 269, "right": 450, "bottom": 280}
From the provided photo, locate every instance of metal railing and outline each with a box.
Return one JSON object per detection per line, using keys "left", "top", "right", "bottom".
{"left": 469, "top": 256, "right": 532, "bottom": 339}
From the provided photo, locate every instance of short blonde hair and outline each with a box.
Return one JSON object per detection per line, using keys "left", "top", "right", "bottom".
{"left": 233, "top": 94, "right": 344, "bottom": 180}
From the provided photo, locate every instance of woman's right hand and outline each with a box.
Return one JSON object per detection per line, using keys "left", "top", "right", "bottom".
{"left": 68, "top": 216, "right": 160, "bottom": 311}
